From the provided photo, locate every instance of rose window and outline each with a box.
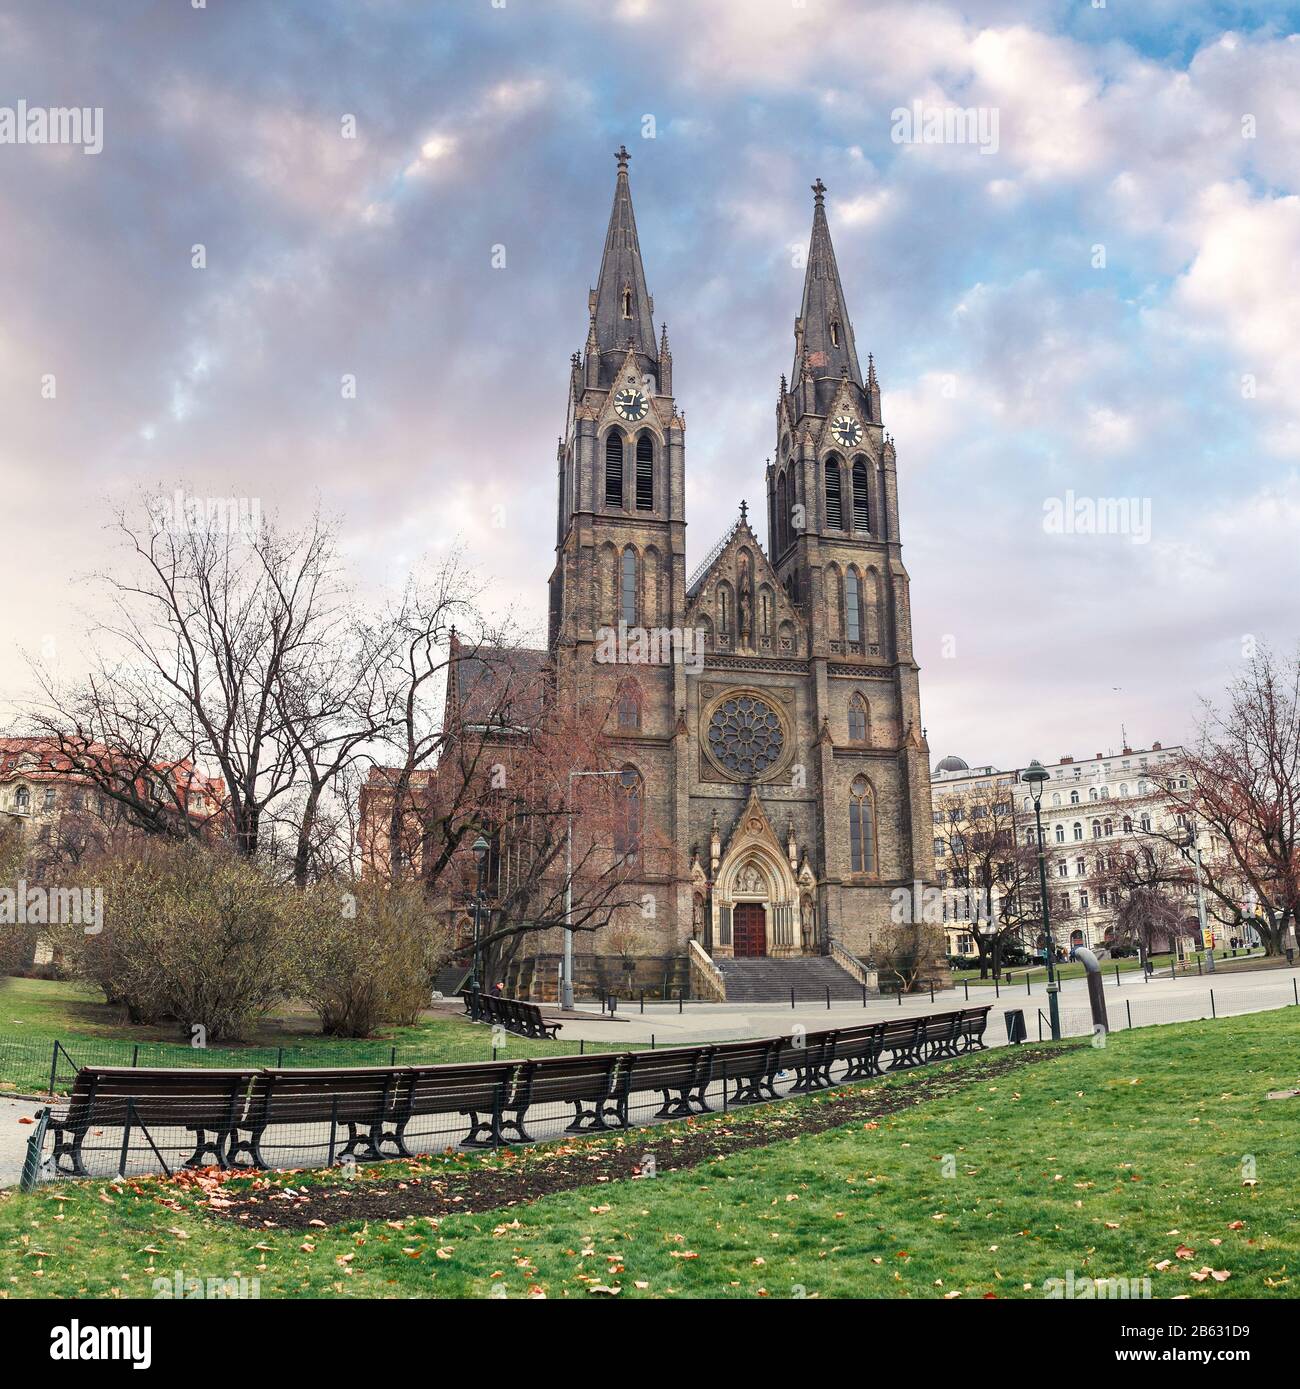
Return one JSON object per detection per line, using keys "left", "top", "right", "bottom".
{"left": 707, "top": 695, "right": 785, "bottom": 778}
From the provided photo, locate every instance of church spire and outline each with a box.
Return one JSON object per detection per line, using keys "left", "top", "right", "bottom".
{"left": 792, "top": 178, "right": 863, "bottom": 411}
{"left": 589, "top": 143, "right": 658, "bottom": 388}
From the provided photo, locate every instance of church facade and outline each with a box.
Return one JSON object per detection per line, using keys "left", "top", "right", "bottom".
{"left": 532, "top": 145, "right": 936, "bottom": 993}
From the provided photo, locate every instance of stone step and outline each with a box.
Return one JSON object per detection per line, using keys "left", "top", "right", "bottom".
{"left": 713, "top": 955, "right": 865, "bottom": 1003}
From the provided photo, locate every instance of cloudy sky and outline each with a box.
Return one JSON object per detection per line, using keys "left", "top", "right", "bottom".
{"left": 1, "top": 0, "right": 1297, "bottom": 771}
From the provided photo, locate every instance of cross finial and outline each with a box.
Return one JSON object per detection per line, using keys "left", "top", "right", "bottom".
{"left": 739, "top": 498, "right": 748, "bottom": 523}
{"left": 811, "top": 177, "right": 827, "bottom": 203}
{"left": 615, "top": 143, "right": 630, "bottom": 170}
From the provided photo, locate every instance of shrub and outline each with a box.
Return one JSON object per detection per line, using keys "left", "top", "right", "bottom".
{"left": 301, "top": 880, "right": 452, "bottom": 1037}
{"left": 55, "top": 841, "right": 306, "bottom": 1041}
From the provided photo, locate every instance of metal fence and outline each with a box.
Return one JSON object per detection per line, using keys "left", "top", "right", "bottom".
{"left": 1039, "top": 976, "right": 1300, "bottom": 1040}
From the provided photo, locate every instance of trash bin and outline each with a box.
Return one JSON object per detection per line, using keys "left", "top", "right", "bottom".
{"left": 1005, "top": 1008, "right": 1027, "bottom": 1045}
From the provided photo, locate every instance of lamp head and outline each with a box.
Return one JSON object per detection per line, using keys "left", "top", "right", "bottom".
{"left": 1023, "top": 759, "right": 1048, "bottom": 803}
{"left": 472, "top": 834, "right": 490, "bottom": 860}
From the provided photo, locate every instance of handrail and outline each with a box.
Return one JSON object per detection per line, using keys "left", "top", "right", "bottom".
{"left": 828, "top": 941, "right": 877, "bottom": 992}
{"left": 688, "top": 940, "right": 727, "bottom": 1001}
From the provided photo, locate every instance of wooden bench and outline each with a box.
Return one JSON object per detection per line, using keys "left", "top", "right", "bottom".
{"left": 226, "top": 1066, "right": 419, "bottom": 1167}
{"left": 958, "top": 1004, "right": 992, "bottom": 1050}
{"left": 785, "top": 1028, "right": 840, "bottom": 1092}
{"left": 714, "top": 1037, "right": 783, "bottom": 1106}
{"left": 47, "top": 1066, "right": 263, "bottom": 1176}
{"left": 523, "top": 1051, "right": 635, "bottom": 1132}
{"left": 626, "top": 1046, "right": 716, "bottom": 1119}
{"left": 833, "top": 1022, "right": 889, "bottom": 1081}
{"left": 880, "top": 1017, "right": 926, "bottom": 1070}
{"left": 462, "top": 990, "right": 562, "bottom": 1040}
{"left": 407, "top": 1060, "right": 536, "bottom": 1148}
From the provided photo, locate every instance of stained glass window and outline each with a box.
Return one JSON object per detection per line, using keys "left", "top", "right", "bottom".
{"left": 707, "top": 695, "right": 785, "bottom": 778}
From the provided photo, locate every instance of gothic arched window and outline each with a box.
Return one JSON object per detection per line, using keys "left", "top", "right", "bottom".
{"left": 620, "top": 548, "right": 637, "bottom": 626}
{"left": 845, "top": 569, "right": 863, "bottom": 644}
{"left": 851, "top": 458, "right": 870, "bottom": 531}
{"left": 825, "top": 458, "right": 843, "bottom": 530}
{"left": 776, "top": 471, "right": 789, "bottom": 553}
{"left": 830, "top": 320, "right": 841, "bottom": 348}
{"left": 621, "top": 287, "right": 632, "bottom": 319}
{"left": 614, "top": 766, "right": 642, "bottom": 859}
{"left": 759, "top": 588, "right": 772, "bottom": 639}
{"left": 847, "top": 692, "right": 868, "bottom": 744}
{"left": 635, "top": 434, "right": 654, "bottom": 511}
{"left": 14, "top": 785, "right": 29, "bottom": 811}
{"left": 604, "top": 433, "right": 624, "bottom": 507}
{"left": 849, "top": 775, "right": 875, "bottom": 873}
{"left": 617, "top": 678, "right": 642, "bottom": 733}
{"left": 719, "top": 585, "right": 732, "bottom": 635}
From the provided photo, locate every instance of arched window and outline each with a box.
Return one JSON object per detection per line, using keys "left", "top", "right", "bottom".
{"left": 604, "top": 433, "right": 624, "bottom": 507}
{"left": 621, "top": 287, "right": 632, "bottom": 319}
{"left": 1054, "top": 824, "right": 1065, "bottom": 843}
{"left": 719, "top": 585, "right": 731, "bottom": 635}
{"left": 851, "top": 458, "right": 870, "bottom": 530}
{"left": 847, "top": 693, "right": 868, "bottom": 744}
{"left": 620, "top": 548, "right": 637, "bottom": 626}
{"left": 849, "top": 775, "right": 875, "bottom": 873}
{"left": 614, "top": 766, "right": 642, "bottom": 859}
{"left": 1073, "top": 821, "right": 1084, "bottom": 841}
{"left": 1122, "top": 815, "right": 1133, "bottom": 834}
{"left": 1052, "top": 792, "right": 1061, "bottom": 807}
{"left": 825, "top": 459, "right": 843, "bottom": 529}
{"left": 1091, "top": 818, "right": 1102, "bottom": 839}
{"left": 1139, "top": 813, "right": 1151, "bottom": 833}
{"left": 14, "top": 785, "right": 29, "bottom": 811}
{"left": 1025, "top": 828, "right": 1036, "bottom": 846}
{"left": 759, "top": 589, "right": 772, "bottom": 639}
{"left": 845, "top": 570, "right": 863, "bottom": 643}
{"left": 830, "top": 320, "right": 841, "bottom": 348}
{"left": 617, "top": 679, "right": 642, "bottom": 733}
{"left": 776, "top": 471, "right": 789, "bottom": 553}
{"left": 1089, "top": 787, "right": 1099, "bottom": 801}
{"left": 1103, "top": 818, "right": 1114, "bottom": 837}
{"left": 1070, "top": 789, "right": 1079, "bottom": 804}
{"left": 635, "top": 434, "right": 654, "bottom": 510}
{"left": 1119, "top": 783, "right": 1128, "bottom": 797}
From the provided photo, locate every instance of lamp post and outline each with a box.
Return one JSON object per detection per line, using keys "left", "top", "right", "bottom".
{"left": 1182, "top": 816, "right": 1214, "bottom": 975}
{"left": 471, "top": 834, "right": 490, "bottom": 999}
{"left": 1023, "top": 759, "right": 1061, "bottom": 1040}
{"left": 562, "top": 769, "right": 625, "bottom": 1011}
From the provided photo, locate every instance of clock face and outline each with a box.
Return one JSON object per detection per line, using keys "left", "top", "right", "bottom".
{"left": 831, "top": 414, "right": 862, "bottom": 448}
{"left": 614, "top": 386, "right": 649, "bottom": 421}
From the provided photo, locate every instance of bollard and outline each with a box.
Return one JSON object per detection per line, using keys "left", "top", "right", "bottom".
{"left": 1026, "top": 974, "right": 1031, "bottom": 996}
{"left": 861, "top": 984, "right": 867, "bottom": 1008}
{"left": 791, "top": 987, "right": 796, "bottom": 1010}
{"left": 640, "top": 991, "right": 645, "bottom": 1014}
{"left": 929, "top": 981, "right": 934, "bottom": 1004}
{"left": 994, "top": 976, "right": 1000, "bottom": 999}
{"left": 1115, "top": 965, "right": 1121, "bottom": 986}
{"left": 678, "top": 991, "right": 683, "bottom": 1015}
{"left": 963, "top": 979, "right": 969, "bottom": 1002}
{"left": 277, "top": 1047, "right": 283, "bottom": 1067}
{"left": 579, "top": 1038, "right": 584, "bottom": 1055}
{"left": 651, "top": 1034, "right": 655, "bottom": 1049}
{"left": 898, "top": 987, "right": 903, "bottom": 1006}
{"left": 826, "top": 986, "right": 831, "bottom": 1010}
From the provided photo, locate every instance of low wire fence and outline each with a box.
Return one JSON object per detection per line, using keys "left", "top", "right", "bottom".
{"left": 1040, "top": 976, "right": 1300, "bottom": 1040}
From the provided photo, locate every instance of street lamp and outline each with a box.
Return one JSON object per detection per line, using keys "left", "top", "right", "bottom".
{"left": 1181, "top": 817, "right": 1215, "bottom": 975}
{"left": 1023, "top": 759, "right": 1061, "bottom": 1040}
{"left": 562, "top": 769, "right": 625, "bottom": 1011}
{"left": 470, "top": 833, "right": 490, "bottom": 1003}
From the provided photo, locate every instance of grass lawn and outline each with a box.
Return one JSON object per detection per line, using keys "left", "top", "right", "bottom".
{"left": 952, "top": 947, "right": 1267, "bottom": 987}
{"left": 2, "top": 1009, "right": 1297, "bottom": 1299}
{"left": 0, "top": 977, "right": 629, "bottom": 1094}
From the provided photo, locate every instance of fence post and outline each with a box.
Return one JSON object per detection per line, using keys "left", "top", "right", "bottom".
{"left": 1115, "top": 965, "right": 1121, "bottom": 986}
{"left": 994, "top": 976, "right": 1000, "bottom": 999}
{"left": 390, "top": 1046, "right": 396, "bottom": 1065}
{"left": 118, "top": 1100, "right": 135, "bottom": 1179}
{"left": 651, "top": 1034, "right": 655, "bottom": 1049}
{"left": 579, "top": 1038, "right": 584, "bottom": 1055}
{"left": 1026, "top": 974, "right": 1031, "bottom": 997}
{"left": 1294, "top": 978, "right": 1298, "bottom": 1006}
{"left": 861, "top": 984, "right": 867, "bottom": 1008}
{"left": 929, "top": 982, "right": 934, "bottom": 1004}
{"left": 48, "top": 1040, "right": 59, "bottom": 1096}
{"left": 277, "top": 1047, "right": 283, "bottom": 1067}
{"left": 327, "top": 1097, "right": 339, "bottom": 1167}
{"left": 1211, "top": 989, "right": 1216, "bottom": 1019}
{"left": 131, "top": 1045, "right": 139, "bottom": 1068}
{"left": 1126, "top": 999, "right": 1132, "bottom": 1029}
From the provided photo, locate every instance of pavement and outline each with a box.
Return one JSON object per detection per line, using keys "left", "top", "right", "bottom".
{"left": 3, "top": 962, "right": 1296, "bottom": 1188}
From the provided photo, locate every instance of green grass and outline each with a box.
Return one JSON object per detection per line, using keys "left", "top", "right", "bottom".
{"left": 3, "top": 1010, "right": 1297, "bottom": 1299}
{"left": 952, "top": 947, "right": 1266, "bottom": 987}
{"left": 0, "top": 977, "right": 634, "bottom": 1095}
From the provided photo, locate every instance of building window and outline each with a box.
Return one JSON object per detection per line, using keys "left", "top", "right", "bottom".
{"left": 620, "top": 549, "right": 637, "bottom": 626}
{"left": 825, "top": 459, "right": 843, "bottom": 529}
{"left": 719, "top": 586, "right": 731, "bottom": 635}
{"left": 635, "top": 434, "right": 654, "bottom": 510}
{"left": 1073, "top": 821, "right": 1083, "bottom": 841}
{"left": 1091, "top": 819, "right": 1102, "bottom": 839}
{"left": 845, "top": 570, "right": 862, "bottom": 643}
{"left": 1054, "top": 824, "right": 1065, "bottom": 843}
{"left": 1070, "top": 789, "right": 1079, "bottom": 804}
{"left": 847, "top": 693, "right": 868, "bottom": 744}
{"left": 851, "top": 459, "right": 870, "bottom": 531}
{"left": 1103, "top": 818, "right": 1114, "bottom": 837}
{"left": 1079, "top": 890, "right": 1089, "bottom": 911}
{"left": 849, "top": 775, "right": 875, "bottom": 873}
{"left": 1057, "top": 860, "right": 1068, "bottom": 878}
{"left": 1075, "top": 856, "right": 1085, "bottom": 876}
{"left": 1139, "top": 813, "right": 1151, "bottom": 832}
{"left": 617, "top": 679, "right": 642, "bottom": 733}
{"left": 760, "top": 590, "right": 772, "bottom": 639}
{"left": 1123, "top": 816, "right": 1133, "bottom": 834}
{"left": 14, "top": 785, "right": 30, "bottom": 811}
{"left": 604, "top": 433, "right": 624, "bottom": 507}
{"left": 776, "top": 472, "right": 789, "bottom": 554}
{"left": 614, "top": 766, "right": 642, "bottom": 859}
{"left": 43, "top": 787, "right": 56, "bottom": 809}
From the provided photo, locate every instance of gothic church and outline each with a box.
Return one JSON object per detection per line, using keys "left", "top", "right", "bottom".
{"left": 535, "top": 147, "right": 935, "bottom": 995}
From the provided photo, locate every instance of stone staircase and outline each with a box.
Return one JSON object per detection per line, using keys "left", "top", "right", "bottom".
{"left": 712, "top": 954, "right": 865, "bottom": 1003}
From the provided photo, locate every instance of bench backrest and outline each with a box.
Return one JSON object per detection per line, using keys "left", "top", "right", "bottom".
{"left": 407, "top": 1060, "right": 531, "bottom": 1116}
{"left": 71, "top": 1067, "right": 263, "bottom": 1129}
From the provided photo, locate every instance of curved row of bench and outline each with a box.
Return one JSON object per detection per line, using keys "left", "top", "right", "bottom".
{"left": 42, "top": 1004, "right": 992, "bottom": 1178}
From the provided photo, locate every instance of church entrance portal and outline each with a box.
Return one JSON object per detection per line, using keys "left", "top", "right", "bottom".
{"left": 733, "top": 902, "right": 767, "bottom": 957}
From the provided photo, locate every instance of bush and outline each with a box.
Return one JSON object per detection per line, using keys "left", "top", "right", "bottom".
{"left": 301, "top": 880, "right": 452, "bottom": 1037}
{"left": 54, "top": 841, "right": 307, "bottom": 1042}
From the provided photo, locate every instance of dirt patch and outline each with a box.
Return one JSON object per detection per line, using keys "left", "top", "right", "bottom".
{"left": 197, "top": 1045, "right": 1069, "bottom": 1231}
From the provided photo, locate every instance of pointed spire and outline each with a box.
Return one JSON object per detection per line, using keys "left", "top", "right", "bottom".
{"left": 589, "top": 143, "right": 658, "bottom": 388}
{"left": 793, "top": 178, "right": 864, "bottom": 411}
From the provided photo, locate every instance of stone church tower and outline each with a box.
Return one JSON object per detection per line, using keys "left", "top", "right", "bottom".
{"left": 537, "top": 148, "right": 936, "bottom": 1000}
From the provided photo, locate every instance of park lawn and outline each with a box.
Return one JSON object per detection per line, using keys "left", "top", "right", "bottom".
{"left": 0, "top": 977, "right": 627, "bottom": 1094}
{"left": 953, "top": 948, "right": 1267, "bottom": 987}
{"left": 2, "top": 1010, "right": 1297, "bottom": 1299}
